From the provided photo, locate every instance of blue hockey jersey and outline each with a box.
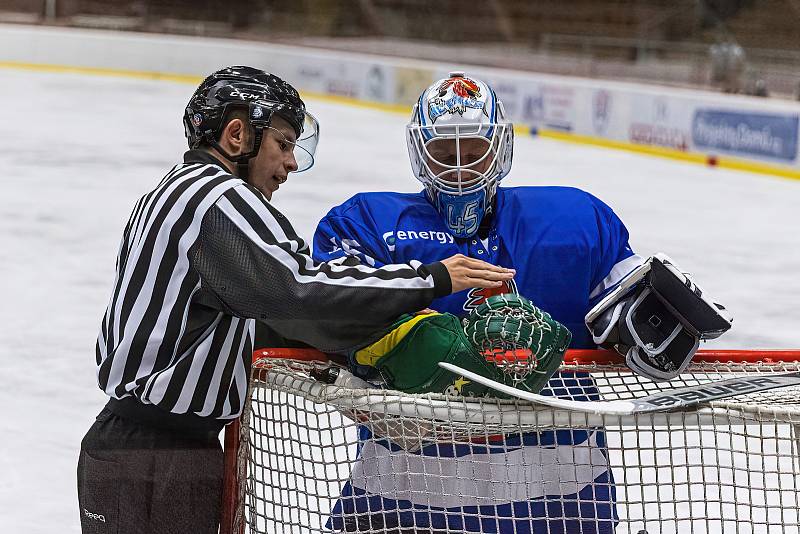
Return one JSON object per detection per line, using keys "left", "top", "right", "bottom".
{"left": 315, "top": 186, "right": 639, "bottom": 347}
{"left": 313, "top": 186, "right": 641, "bottom": 533}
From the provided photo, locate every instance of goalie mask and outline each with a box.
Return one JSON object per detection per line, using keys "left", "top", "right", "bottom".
{"left": 407, "top": 72, "right": 514, "bottom": 238}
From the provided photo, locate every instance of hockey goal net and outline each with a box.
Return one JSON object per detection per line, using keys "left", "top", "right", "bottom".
{"left": 222, "top": 348, "right": 800, "bottom": 534}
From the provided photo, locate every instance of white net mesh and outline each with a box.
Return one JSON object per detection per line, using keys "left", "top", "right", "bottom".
{"left": 232, "top": 353, "right": 800, "bottom": 534}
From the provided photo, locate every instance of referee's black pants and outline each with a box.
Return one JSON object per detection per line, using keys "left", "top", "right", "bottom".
{"left": 77, "top": 403, "right": 224, "bottom": 534}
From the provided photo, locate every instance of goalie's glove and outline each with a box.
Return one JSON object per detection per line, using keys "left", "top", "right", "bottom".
{"left": 464, "top": 294, "right": 571, "bottom": 394}
{"left": 586, "top": 253, "right": 733, "bottom": 381}
{"left": 351, "top": 294, "right": 569, "bottom": 397}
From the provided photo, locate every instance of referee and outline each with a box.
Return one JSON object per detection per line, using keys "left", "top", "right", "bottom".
{"left": 77, "top": 66, "right": 515, "bottom": 534}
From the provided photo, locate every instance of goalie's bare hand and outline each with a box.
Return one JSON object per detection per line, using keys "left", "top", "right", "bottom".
{"left": 441, "top": 254, "right": 515, "bottom": 294}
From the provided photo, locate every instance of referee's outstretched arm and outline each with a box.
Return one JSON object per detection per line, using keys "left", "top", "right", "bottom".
{"left": 191, "top": 182, "right": 512, "bottom": 353}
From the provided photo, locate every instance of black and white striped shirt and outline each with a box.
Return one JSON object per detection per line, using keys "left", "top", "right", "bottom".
{"left": 96, "top": 150, "right": 449, "bottom": 420}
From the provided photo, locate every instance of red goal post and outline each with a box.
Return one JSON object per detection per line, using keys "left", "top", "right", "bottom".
{"left": 222, "top": 347, "right": 800, "bottom": 534}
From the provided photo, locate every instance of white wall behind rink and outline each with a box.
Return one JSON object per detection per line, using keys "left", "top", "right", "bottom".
{"left": 3, "top": 23, "right": 800, "bottom": 171}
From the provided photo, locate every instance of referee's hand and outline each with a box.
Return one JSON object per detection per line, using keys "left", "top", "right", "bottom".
{"left": 440, "top": 254, "right": 515, "bottom": 294}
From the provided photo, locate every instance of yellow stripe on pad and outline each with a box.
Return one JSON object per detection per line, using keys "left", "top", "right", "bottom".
{"left": 355, "top": 313, "right": 439, "bottom": 366}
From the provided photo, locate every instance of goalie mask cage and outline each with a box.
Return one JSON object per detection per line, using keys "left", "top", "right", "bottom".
{"left": 222, "top": 349, "right": 800, "bottom": 534}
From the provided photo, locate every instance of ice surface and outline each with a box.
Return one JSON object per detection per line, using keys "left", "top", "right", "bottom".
{"left": 0, "top": 69, "right": 798, "bottom": 533}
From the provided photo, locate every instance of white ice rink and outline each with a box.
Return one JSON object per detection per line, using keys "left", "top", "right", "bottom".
{"left": 0, "top": 68, "right": 798, "bottom": 533}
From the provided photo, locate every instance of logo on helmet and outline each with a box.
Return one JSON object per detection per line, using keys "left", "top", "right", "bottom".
{"left": 428, "top": 76, "right": 486, "bottom": 122}
{"left": 441, "top": 76, "right": 481, "bottom": 99}
{"left": 463, "top": 278, "right": 518, "bottom": 311}
{"left": 228, "top": 89, "right": 262, "bottom": 100}
{"left": 191, "top": 113, "right": 203, "bottom": 127}
{"left": 251, "top": 106, "right": 264, "bottom": 119}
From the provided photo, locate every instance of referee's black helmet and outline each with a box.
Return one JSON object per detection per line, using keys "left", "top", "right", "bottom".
{"left": 183, "top": 66, "right": 319, "bottom": 173}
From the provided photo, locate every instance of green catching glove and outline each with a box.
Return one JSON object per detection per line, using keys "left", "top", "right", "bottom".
{"left": 463, "top": 293, "right": 572, "bottom": 395}
{"left": 352, "top": 294, "right": 570, "bottom": 398}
